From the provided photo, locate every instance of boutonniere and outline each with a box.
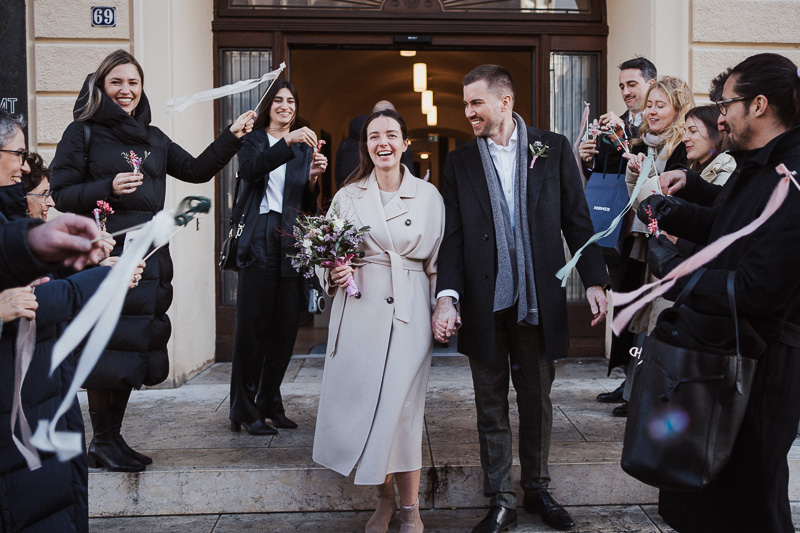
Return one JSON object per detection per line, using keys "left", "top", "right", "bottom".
{"left": 528, "top": 141, "right": 552, "bottom": 169}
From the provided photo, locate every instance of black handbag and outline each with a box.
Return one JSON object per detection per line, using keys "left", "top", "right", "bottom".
{"left": 218, "top": 174, "right": 250, "bottom": 271}
{"left": 620, "top": 269, "right": 765, "bottom": 491}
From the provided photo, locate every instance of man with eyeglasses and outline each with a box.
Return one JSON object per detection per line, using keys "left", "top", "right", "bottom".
{"left": 638, "top": 52, "right": 800, "bottom": 533}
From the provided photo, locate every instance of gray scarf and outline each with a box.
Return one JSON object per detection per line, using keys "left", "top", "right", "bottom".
{"left": 642, "top": 132, "right": 670, "bottom": 174}
{"left": 476, "top": 112, "right": 539, "bottom": 325}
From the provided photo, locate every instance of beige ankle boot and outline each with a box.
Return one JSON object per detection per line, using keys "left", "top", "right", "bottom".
{"left": 365, "top": 481, "right": 397, "bottom": 533}
{"left": 398, "top": 499, "right": 423, "bottom": 533}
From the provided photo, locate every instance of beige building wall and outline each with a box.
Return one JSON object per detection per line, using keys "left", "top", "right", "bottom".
{"left": 27, "top": 0, "right": 217, "bottom": 387}
{"left": 607, "top": 0, "right": 800, "bottom": 113}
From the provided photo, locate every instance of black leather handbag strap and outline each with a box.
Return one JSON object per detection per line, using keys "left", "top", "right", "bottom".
{"left": 673, "top": 268, "right": 744, "bottom": 392}
{"left": 229, "top": 173, "right": 252, "bottom": 238}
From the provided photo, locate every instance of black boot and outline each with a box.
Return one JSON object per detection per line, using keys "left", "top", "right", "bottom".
{"left": 87, "top": 410, "right": 145, "bottom": 472}
{"left": 109, "top": 404, "right": 153, "bottom": 465}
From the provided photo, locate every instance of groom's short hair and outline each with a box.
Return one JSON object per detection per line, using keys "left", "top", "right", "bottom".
{"left": 463, "top": 64, "right": 514, "bottom": 99}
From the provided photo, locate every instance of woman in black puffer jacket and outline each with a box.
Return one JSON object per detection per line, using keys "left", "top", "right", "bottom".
{"left": 50, "top": 49, "right": 254, "bottom": 472}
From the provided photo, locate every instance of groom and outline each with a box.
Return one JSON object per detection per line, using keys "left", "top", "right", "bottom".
{"left": 433, "top": 65, "right": 609, "bottom": 532}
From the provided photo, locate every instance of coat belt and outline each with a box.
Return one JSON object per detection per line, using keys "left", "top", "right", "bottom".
{"left": 360, "top": 251, "right": 424, "bottom": 324}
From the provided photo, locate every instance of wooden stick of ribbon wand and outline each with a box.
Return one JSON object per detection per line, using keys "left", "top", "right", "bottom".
{"left": 253, "top": 63, "right": 287, "bottom": 114}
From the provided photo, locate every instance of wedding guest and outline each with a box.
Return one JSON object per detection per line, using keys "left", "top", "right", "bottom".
{"left": 639, "top": 52, "right": 800, "bottom": 533}
{"left": 0, "top": 109, "right": 110, "bottom": 533}
{"left": 21, "top": 153, "right": 56, "bottom": 221}
{"left": 577, "top": 57, "right": 656, "bottom": 414}
{"left": 682, "top": 105, "right": 734, "bottom": 185}
{"left": 433, "top": 65, "right": 609, "bottom": 532}
{"left": 229, "top": 79, "right": 325, "bottom": 435}
{"left": 612, "top": 76, "right": 693, "bottom": 387}
{"left": 50, "top": 49, "right": 254, "bottom": 472}
{"left": 313, "top": 109, "right": 443, "bottom": 533}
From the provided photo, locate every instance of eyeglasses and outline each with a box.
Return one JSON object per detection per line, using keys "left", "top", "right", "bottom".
{"left": 26, "top": 191, "right": 52, "bottom": 200}
{"left": 716, "top": 96, "right": 751, "bottom": 116}
{"left": 0, "top": 149, "right": 29, "bottom": 162}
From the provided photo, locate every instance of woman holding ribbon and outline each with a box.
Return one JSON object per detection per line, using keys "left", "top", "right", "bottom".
{"left": 228, "top": 79, "right": 325, "bottom": 436}
{"left": 313, "top": 109, "right": 444, "bottom": 533}
{"left": 50, "top": 49, "right": 254, "bottom": 472}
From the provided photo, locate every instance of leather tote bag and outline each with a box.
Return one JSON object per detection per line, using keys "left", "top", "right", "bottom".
{"left": 584, "top": 156, "right": 629, "bottom": 253}
{"left": 620, "top": 269, "right": 765, "bottom": 491}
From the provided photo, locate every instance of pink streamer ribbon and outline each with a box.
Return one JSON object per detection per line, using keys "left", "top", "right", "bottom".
{"left": 573, "top": 101, "right": 591, "bottom": 174}
{"left": 321, "top": 254, "right": 361, "bottom": 298}
{"left": 12, "top": 315, "right": 41, "bottom": 470}
{"left": 611, "top": 167, "right": 792, "bottom": 337}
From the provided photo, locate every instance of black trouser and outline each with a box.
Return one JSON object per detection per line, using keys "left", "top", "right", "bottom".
{"left": 229, "top": 212, "right": 302, "bottom": 424}
{"left": 468, "top": 306, "right": 556, "bottom": 509}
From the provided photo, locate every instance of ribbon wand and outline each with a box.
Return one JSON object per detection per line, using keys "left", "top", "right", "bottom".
{"left": 253, "top": 62, "right": 287, "bottom": 113}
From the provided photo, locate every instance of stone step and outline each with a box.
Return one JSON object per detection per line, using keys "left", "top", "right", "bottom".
{"left": 83, "top": 357, "right": 800, "bottom": 517}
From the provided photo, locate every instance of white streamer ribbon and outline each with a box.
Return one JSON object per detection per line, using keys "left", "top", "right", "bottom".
{"left": 12, "top": 315, "right": 41, "bottom": 470}
{"left": 31, "top": 210, "right": 176, "bottom": 461}
{"left": 555, "top": 155, "right": 654, "bottom": 287}
{"left": 165, "top": 63, "right": 286, "bottom": 116}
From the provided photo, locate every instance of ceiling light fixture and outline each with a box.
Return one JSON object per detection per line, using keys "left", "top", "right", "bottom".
{"left": 421, "top": 90, "right": 434, "bottom": 114}
{"left": 400, "top": 50, "right": 417, "bottom": 57}
{"left": 427, "top": 105, "right": 438, "bottom": 127}
{"left": 413, "top": 63, "right": 427, "bottom": 92}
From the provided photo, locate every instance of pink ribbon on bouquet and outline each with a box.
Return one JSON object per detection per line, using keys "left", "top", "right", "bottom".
{"left": 321, "top": 254, "right": 361, "bottom": 298}
{"left": 611, "top": 165, "right": 793, "bottom": 337}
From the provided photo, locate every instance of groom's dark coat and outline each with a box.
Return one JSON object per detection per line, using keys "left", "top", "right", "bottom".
{"left": 436, "top": 126, "right": 610, "bottom": 364}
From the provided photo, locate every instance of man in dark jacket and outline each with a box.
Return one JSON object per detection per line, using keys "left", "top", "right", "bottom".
{"left": 432, "top": 65, "right": 609, "bottom": 532}
{"left": 641, "top": 53, "right": 800, "bottom": 533}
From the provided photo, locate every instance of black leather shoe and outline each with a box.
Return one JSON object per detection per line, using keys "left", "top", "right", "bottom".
{"left": 231, "top": 419, "right": 278, "bottom": 435}
{"left": 269, "top": 412, "right": 298, "bottom": 429}
{"left": 611, "top": 401, "right": 628, "bottom": 417}
{"left": 472, "top": 506, "right": 517, "bottom": 533}
{"left": 523, "top": 490, "right": 574, "bottom": 530}
{"left": 596, "top": 382, "right": 625, "bottom": 403}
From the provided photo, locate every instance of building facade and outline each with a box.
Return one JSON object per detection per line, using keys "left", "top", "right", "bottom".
{"left": 10, "top": 0, "right": 800, "bottom": 386}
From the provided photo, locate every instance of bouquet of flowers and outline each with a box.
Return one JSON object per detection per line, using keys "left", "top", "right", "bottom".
{"left": 93, "top": 200, "right": 114, "bottom": 231}
{"left": 122, "top": 149, "right": 150, "bottom": 175}
{"left": 288, "top": 203, "right": 370, "bottom": 298}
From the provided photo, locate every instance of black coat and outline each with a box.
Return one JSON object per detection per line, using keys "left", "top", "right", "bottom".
{"left": 657, "top": 125, "right": 800, "bottom": 533}
{"left": 0, "top": 219, "right": 52, "bottom": 290}
{"left": 233, "top": 129, "right": 319, "bottom": 276}
{"left": 50, "top": 76, "right": 242, "bottom": 388}
{"left": 0, "top": 268, "right": 107, "bottom": 533}
{"left": 436, "top": 126, "right": 610, "bottom": 364}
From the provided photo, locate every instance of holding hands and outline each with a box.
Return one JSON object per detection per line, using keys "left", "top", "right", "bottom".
{"left": 431, "top": 297, "right": 461, "bottom": 343}
{"left": 230, "top": 110, "right": 256, "bottom": 139}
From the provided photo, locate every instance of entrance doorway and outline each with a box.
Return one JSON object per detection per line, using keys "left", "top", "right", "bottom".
{"left": 212, "top": 1, "right": 609, "bottom": 361}
{"left": 290, "top": 48, "right": 533, "bottom": 202}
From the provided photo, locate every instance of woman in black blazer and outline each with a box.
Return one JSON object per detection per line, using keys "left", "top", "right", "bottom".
{"left": 229, "top": 80, "right": 325, "bottom": 435}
